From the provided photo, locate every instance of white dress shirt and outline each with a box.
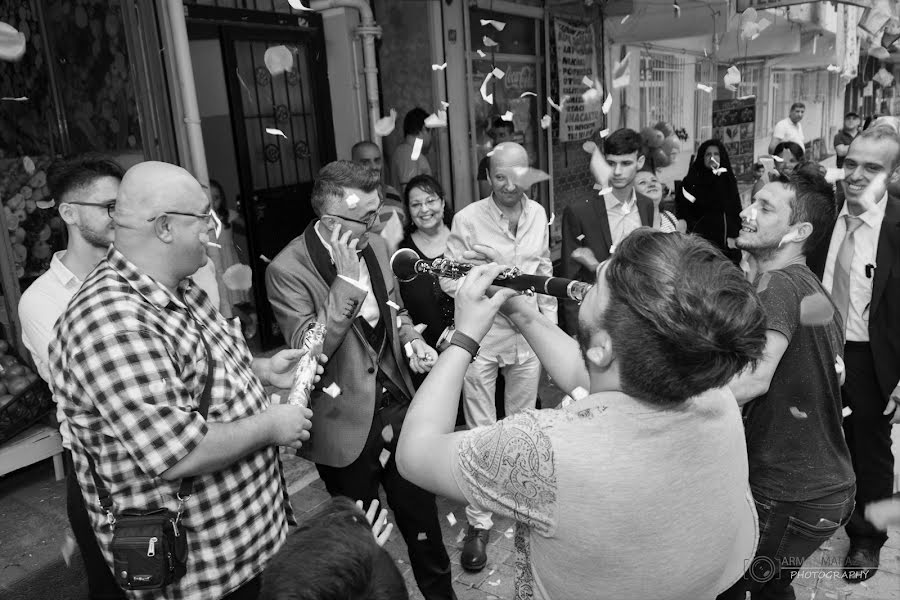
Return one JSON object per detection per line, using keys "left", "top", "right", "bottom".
{"left": 772, "top": 118, "right": 805, "bottom": 147}
{"left": 314, "top": 222, "right": 380, "bottom": 327}
{"left": 822, "top": 192, "right": 886, "bottom": 342}
{"left": 605, "top": 189, "right": 642, "bottom": 247}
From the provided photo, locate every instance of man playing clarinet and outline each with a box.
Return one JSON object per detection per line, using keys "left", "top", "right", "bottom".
{"left": 441, "top": 141, "right": 556, "bottom": 572}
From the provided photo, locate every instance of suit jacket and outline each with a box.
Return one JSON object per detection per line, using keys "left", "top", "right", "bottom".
{"left": 560, "top": 191, "right": 654, "bottom": 330}
{"left": 808, "top": 194, "right": 900, "bottom": 400}
{"left": 265, "top": 222, "right": 423, "bottom": 467}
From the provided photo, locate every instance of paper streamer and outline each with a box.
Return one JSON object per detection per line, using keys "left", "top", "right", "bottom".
{"left": 374, "top": 109, "right": 397, "bottom": 137}
{"left": 483, "top": 36, "right": 498, "bottom": 47}
{"left": 480, "top": 73, "right": 494, "bottom": 105}
{"left": 410, "top": 137, "right": 424, "bottom": 161}
{"left": 431, "top": 62, "right": 447, "bottom": 71}
{"left": 266, "top": 127, "right": 288, "bottom": 139}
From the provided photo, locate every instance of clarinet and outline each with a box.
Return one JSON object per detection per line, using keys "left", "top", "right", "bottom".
{"left": 390, "top": 248, "right": 592, "bottom": 302}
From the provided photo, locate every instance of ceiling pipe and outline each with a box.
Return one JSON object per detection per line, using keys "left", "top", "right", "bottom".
{"left": 310, "top": 0, "right": 384, "bottom": 149}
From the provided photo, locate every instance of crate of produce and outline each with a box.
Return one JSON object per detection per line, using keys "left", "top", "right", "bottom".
{"left": 0, "top": 349, "right": 49, "bottom": 446}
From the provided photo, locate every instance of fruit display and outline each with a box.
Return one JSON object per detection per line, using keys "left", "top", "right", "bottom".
{"left": 0, "top": 334, "right": 50, "bottom": 445}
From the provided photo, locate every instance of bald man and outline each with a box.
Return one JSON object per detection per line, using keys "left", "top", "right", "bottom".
{"left": 48, "top": 161, "right": 315, "bottom": 599}
{"left": 441, "top": 142, "right": 556, "bottom": 572}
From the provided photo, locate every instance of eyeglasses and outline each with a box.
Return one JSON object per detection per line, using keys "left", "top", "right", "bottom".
{"left": 147, "top": 208, "right": 223, "bottom": 239}
{"left": 62, "top": 200, "right": 116, "bottom": 218}
{"left": 325, "top": 200, "right": 384, "bottom": 230}
{"left": 408, "top": 196, "right": 442, "bottom": 212}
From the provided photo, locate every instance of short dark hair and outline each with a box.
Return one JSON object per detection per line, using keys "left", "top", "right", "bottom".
{"left": 853, "top": 124, "right": 900, "bottom": 170}
{"left": 47, "top": 154, "right": 124, "bottom": 204}
{"left": 602, "top": 128, "right": 643, "bottom": 157}
{"left": 403, "top": 107, "right": 429, "bottom": 137}
{"left": 790, "top": 102, "right": 805, "bottom": 111}
{"left": 490, "top": 116, "right": 515, "bottom": 135}
{"left": 311, "top": 160, "right": 380, "bottom": 217}
{"left": 773, "top": 141, "right": 804, "bottom": 161}
{"left": 208, "top": 179, "right": 231, "bottom": 229}
{"left": 769, "top": 166, "right": 836, "bottom": 255}
{"left": 259, "top": 497, "right": 408, "bottom": 600}
{"left": 596, "top": 230, "right": 767, "bottom": 404}
{"left": 403, "top": 174, "right": 453, "bottom": 235}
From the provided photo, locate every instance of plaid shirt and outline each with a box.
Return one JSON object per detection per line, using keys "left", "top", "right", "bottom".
{"left": 49, "top": 247, "right": 293, "bottom": 599}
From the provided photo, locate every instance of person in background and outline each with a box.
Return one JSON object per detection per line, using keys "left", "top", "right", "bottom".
{"left": 808, "top": 125, "right": 900, "bottom": 582}
{"left": 477, "top": 117, "right": 515, "bottom": 199}
{"left": 751, "top": 141, "right": 805, "bottom": 199}
{"left": 560, "top": 128, "right": 655, "bottom": 333}
{"left": 675, "top": 139, "right": 742, "bottom": 263}
{"left": 397, "top": 174, "right": 454, "bottom": 354}
{"left": 391, "top": 108, "right": 433, "bottom": 195}
{"left": 834, "top": 112, "right": 861, "bottom": 169}
{"left": 721, "top": 169, "right": 854, "bottom": 598}
{"left": 18, "top": 154, "right": 127, "bottom": 600}
{"left": 352, "top": 140, "right": 406, "bottom": 227}
{"left": 397, "top": 229, "right": 766, "bottom": 600}
{"left": 769, "top": 102, "right": 805, "bottom": 155}
{"left": 633, "top": 168, "right": 678, "bottom": 232}
{"left": 441, "top": 142, "right": 556, "bottom": 573}
{"left": 209, "top": 179, "right": 250, "bottom": 312}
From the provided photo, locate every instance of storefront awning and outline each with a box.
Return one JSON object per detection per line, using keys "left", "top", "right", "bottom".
{"left": 604, "top": 0, "right": 729, "bottom": 44}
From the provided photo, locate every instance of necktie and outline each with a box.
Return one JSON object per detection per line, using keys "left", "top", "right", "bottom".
{"left": 831, "top": 215, "right": 864, "bottom": 328}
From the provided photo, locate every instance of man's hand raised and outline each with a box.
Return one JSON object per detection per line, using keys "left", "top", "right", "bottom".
{"left": 330, "top": 223, "right": 360, "bottom": 280}
{"left": 454, "top": 263, "right": 520, "bottom": 342}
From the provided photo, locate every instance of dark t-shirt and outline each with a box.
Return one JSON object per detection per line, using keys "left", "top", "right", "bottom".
{"left": 833, "top": 130, "right": 856, "bottom": 168}
{"left": 476, "top": 155, "right": 490, "bottom": 181}
{"left": 742, "top": 264, "right": 855, "bottom": 501}
{"left": 396, "top": 237, "right": 454, "bottom": 350}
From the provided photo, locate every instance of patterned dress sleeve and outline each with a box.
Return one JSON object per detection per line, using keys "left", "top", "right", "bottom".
{"left": 451, "top": 410, "right": 559, "bottom": 537}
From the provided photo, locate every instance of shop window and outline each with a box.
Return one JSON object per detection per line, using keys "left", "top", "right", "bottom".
{"left": 639, "top": 52, "right": 686, "bottom": 127}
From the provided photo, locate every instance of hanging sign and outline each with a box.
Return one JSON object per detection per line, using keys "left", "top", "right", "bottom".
{"left": 555, "top": 19, "right": 601, "bottom": 142}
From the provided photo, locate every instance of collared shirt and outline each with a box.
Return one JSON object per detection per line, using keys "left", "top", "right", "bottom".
{"left": 19, "top": 251, "right": 81, "bottom": 449}
{"left": 822, "top": 192, "right": 887, "bottom": 342}
{"left": 49, "top": 246, "right": 293, "bottom": 600}
{"left": 772, "top": 118, "right": 805, "bottom": 147}
{"left": 605, "top": 189, "right": 642, "bottom": 247}
{"left": 314, "top": 222, "right": 380, "bottom": 327}
{"left": 443, "top": 195, "right": 556, "bottom": 363}
{"left": 833, "top": 129, "right": 857, "bottom": 168}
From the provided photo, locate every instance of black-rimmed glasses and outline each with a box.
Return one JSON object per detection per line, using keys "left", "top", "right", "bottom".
{"left": 62, "top": 200, "right": 116, "bottom": 218}
{"left": 146, "top": 208, "right": 222, "bottom": 238}
{"left": 325, "top": 200, "right": 384, "bottom": 230}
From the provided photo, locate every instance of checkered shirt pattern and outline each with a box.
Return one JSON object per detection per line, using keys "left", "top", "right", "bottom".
{"left": 48, "top": 247, "right": 294, "bottom": 599}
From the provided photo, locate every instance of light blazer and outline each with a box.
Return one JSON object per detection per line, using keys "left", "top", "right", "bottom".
{"left": 265, "top": 222, "right": 423, "bottom": 467}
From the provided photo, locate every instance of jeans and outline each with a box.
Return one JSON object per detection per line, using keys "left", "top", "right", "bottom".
{"left": 718, "top": 486, "right": 855, "bottom": 600}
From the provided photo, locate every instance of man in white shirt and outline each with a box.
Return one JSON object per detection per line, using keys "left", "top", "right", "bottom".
{"left": 18, "top": 155, "right": 127, "bottom": 599}
{"left": 809, "top": 124, "right": 900, "bottom": 582}
{"left": 441, "top": 142, "right": 556, "bottom": 572}
{"left": 768, "top": 102, "right": 806, "bottom": 155}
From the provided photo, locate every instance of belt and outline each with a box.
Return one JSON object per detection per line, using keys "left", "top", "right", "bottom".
{"left": 845, "top": 341, "right": 870, "bottom": 350}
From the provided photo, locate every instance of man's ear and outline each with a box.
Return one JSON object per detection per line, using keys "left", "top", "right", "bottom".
{"left": 57, "top": 203, "right": 77, "bottom": 226}
{"left": 636, "top": 155, "right": 646, "bottom": 170}
{"left": 153, "top": 214, "right": 174, "bottom": 243}
{"left": 889, "top": 162, "right": 900, "bottom": 185}
{"left": 793, "top": 221, "right": 814, "bottom": 245}
{"left": 584, "top": 330, "right": 615, "bottom": 370}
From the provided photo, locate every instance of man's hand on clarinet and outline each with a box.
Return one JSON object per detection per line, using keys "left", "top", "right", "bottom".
{"left": 461, "top": 243, "right": 500, "bottom": 266}
{"left": 454, "top": 263, "right": 520, "bottom": 342}
{"left": 330, "top": 223, "right": 361, "bottom": 280}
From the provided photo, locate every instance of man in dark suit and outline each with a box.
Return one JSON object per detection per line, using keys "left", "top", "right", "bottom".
{"left": 808, "top": 125, "right": 900, "bottom": 582}
{"left": 265, "top": 161, "right": 456, "bottom": 600}
{"left": 560, "top": 128, "right": 655, "bottom": 332}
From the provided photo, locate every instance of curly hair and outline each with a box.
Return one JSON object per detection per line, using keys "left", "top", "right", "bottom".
{"left": 596, "top": 229, "right": 767, "bottom": 404}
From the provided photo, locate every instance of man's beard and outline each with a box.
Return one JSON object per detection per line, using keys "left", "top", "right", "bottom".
{"left": 78, "top": 223, "right": 112, "bottom": 249}
{"left": 735, "top": 237, "right": 778, "bottom": 262}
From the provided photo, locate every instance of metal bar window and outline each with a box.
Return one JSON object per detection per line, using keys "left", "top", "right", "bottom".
{"left": 639, "top": 52, "right": 685, "bottom": 127}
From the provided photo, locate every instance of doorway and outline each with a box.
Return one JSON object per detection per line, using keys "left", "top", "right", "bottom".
{"left": 187, "top": 10, "right": 335, "bottom": 350}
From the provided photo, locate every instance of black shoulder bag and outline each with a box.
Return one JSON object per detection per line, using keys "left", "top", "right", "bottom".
{"left": 86, "top": 333, "right": 214, "bottom": 591}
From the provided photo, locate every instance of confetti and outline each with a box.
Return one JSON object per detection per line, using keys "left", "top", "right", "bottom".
{"left": 869, "top": 46, "right": 890, "bottom": 61}
{"left": 548, "top": 212, "right": 555, "bottom": 226}
{"left": 263, "top": 45, "right": 294, "bottom": 76}
{"left": 413, "top": 323, "right": 427, "bottom": 333}
{"left": 547, "top": 96, "right": 563, "bottom": 112}
{"left": 222, "top": 264, "right": 253, "bottom": 291}
{"left": 417, "top": 532, "right": 428, "bottom": 541}
{"left": 504, "top": 526, "right": 514, "bottom": 538}
{"left": 723, "top": 65, "right": 741, "bottom": 91}
{"left": 480, "top": 19, "right": 506, "bottom": 31}
{"left": 266, "top": 127, "right": 288, "bottom": 139}
{"left": 771, "top": 154, "right": 784, "bottom": 162}
{"left": 598, "top": 128, "right": 610, "bottom": 138}
{"left": 425, "top": 110, "right": 447, "bottom": 128}
{"left": 35, "top": 199, "right": 55, "bottom": 209}
{"left": 582, "top": 75, "right": 595, "bottom": 88}
{"left": 206, "top": 241, "right": 223, "bottom": 249}
{"left": 609, "top": 243, "right": 617, "bottom": 253}
{"left": 500, "top": 111, "right": 514, "bottom": 122}
{"left": 621, "top": 14, "right": 630, "bottom": 24}
{"left": 576, "top": 234, "right": 585, "bottom": 241}
{"left": 287, "top": 0, "right": 313, "bottom": 9}
{"left": 520, "top": 91, "right": 537, "bottom": 98}
{"left": 835, "top": 355, "right": 844, "bottom": 377}
{"left": 799, "top": 293, "right": 835, "bottom": 326}
{"left": 431, "top": 62, "right": 447, "bottom": 71}
{"left": 410, "top": 137, "right": 424, "bottom": 161}
{"left": 489, "top": 568, "right": 495, "bottom": 576}
{"left": 571, "top": 386, "right": 589, "bottom": 400}
{"left": 480, "top": 73, "right": 495, "bottom": 105}
{"left": 613, "top": 53, "right": 631, "bottom": 79}
{"left": 582, "top": 141, "right": 597, "bottom": 154}
{"left": 582, "top": 87, "right": 603, "bottom": 110}
{"left": 345, "top": 193, "right": 359, "bottom": 209}
{"left": 540, "top": 114, "right": 551, "bottom": 129}
{"left": 491, "top": 67, "right": 506, "bottom": 79}
{"left": 756, "top": 272, "right": 772, "bottom": 294}
{"left": 22, "top": 156, "right": 34, "bottom": 175}
{"left": 477, "top": 49, "right": 487, "bottom": 58}
{"left": 842, "top": 406, "right": 852, "bottom": 418}
{"left": 601, "top": 93, "right": 612, "bottom": 114}
{"left": 789, "top": 406, "right": 808, "bottom": 420}
{"left": 374, "top": 108, "right": 397, "bottom": 137}
{"left": 1, "top": 96, "right": 28, "bottom": 102}
{"left": 826, "top": 64, "right": 841, "bottom": 73}
{"left": 696, "top": 83, "right": 713, "bottom": 93}
{"left": 487, "top": 579, "right": 501, "bottom": 587}
{"left": 397, "top": 316, "right": 403, "bottom": 329}
{"left": 589, "top": 147, "right": 613, "bottom": 189}
{"left": 712, "top": 167, "right": 728, "bottom": 176}
{"left": 381, "top": 425, "right": 394, "bottom": 443}
{"left": 455, "top": 528, "right": 466, "bottom": 543}
{"left": 446, "top": 512, "right": 457, "bottom": 526}
{"left": 0, "top": 21, "right": 26, "bottom": 62}
{"left": 379, "top": 448, "right": 391, "bottom": 467}
{"left": 440, "top": 100, "right": 450, "bottom": 109}
{"left": 60, "top": 533, "right": 76, "bottom": 567}
{"left": 612, "top": 73, "right": 630, "bottom": 89}
{"left": 259, "top": 254, "right": 271, "bottom": 263}
{"left": 386, "top": 300, "right": 400, "bottom": 310}
{"left": 483, "top": 36, "right": 498, "bottom": 47}
{"left": 323, "top": 382, "right": 341, "bottom": 397}
{"left": 501, "top": 166, "right": 550, "bottom": 189}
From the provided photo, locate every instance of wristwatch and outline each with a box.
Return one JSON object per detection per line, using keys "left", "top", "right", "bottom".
{"left": 448, "top": 330, "right": 480, "bottom": 362}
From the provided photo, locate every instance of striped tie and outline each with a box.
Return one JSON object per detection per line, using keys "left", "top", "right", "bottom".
{"left": 831, "top": 214, "right": 864, "bottom": 329}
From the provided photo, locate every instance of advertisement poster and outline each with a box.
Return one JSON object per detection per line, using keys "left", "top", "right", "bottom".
{"left": 712, "top": 97, "right": 756, "bottom": 182}
{"left": 554, "top": 20, "right": 600, "bottom": 142}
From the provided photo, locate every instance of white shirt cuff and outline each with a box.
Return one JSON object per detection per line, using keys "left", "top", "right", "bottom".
{"left": 338, "top": 274, "right": 368, "bottom": 292}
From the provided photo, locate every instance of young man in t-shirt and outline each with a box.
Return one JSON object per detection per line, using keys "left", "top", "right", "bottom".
{"left": 720, "top": 169, "right": 856, "bottom": 598}
{"left": 397, "top": 230, "right": 767, "bottom": 600}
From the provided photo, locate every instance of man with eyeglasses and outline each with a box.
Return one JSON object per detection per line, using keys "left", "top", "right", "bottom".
{"left": 49, "top": 161, "right": 316, "bottom": 599}
{"left": 266, "top": 160, "right": 456, "bottom": 600}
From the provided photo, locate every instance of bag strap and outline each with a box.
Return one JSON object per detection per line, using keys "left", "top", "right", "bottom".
{"left": 87, "top": 323, "right": 215, "bottom": 525}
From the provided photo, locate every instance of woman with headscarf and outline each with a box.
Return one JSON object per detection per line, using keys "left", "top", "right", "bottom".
{"left": 675, "top": 139, "right": 742, "bottom": 262}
